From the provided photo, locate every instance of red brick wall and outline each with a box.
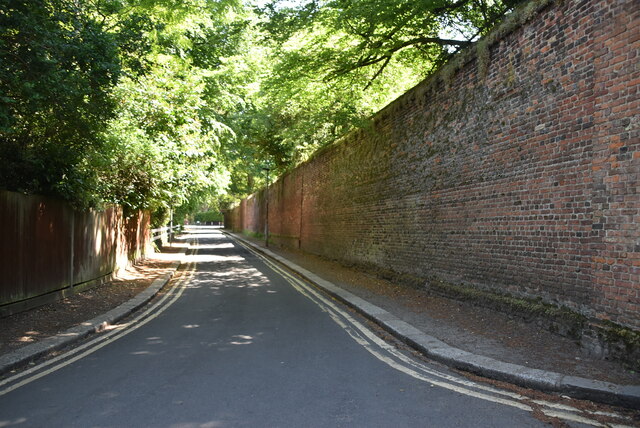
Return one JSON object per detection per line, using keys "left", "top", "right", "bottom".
{"left": 226, "top": 0, "right": 640, "bottom": 329}
{"left": 269, "top": 169, "right": 304, "bottom": 248}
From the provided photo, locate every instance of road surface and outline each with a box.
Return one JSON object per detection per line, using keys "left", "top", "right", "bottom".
{"left": 0, "top": 227, "right": 618, "bottom": 427}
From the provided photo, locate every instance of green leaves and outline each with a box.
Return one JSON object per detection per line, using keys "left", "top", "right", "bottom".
{"left": 261, "top": 0, "right": 511, "bottom": 84}
{"left": 0, "top": 0, "right": 125, "bottom": 203}
{"left": 236, "top": 0, "right": 516, "bottom": 176}
{"left": 0, "top": 0, "right": 518, "bottom": 219}
{"left": 98, "top": 55, "right": 234, "bottom": 212}
{"left": 0, "top": 0, "right": 240, "bottom": 212}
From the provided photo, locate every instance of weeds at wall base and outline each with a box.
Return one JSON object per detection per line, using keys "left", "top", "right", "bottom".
{"left": 242, "top": 230, "right": 264, "bottom": 240}
{"left": 426, "top": 278, "right": 640, "bottom": 372}
{"left": 345, "top": 260, "right": 640, "bottom": 372}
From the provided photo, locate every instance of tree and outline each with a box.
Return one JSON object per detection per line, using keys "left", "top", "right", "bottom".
{"left": 0, "top": 0, "right": 248, "bottom": 213}
{"left": 260, "top": 0, "right": 516, "bottom": 86}
{"left": 95, "top": 56, "right": 232, "bottom": 212}
{"left": 0, "top": 0, "right": 522, "bottom": 217}
{"left": 237, "top": 0, "right": 518, "bottom": 171}
{"left": 99, "top": 0, "right": 249, "bottom": 213}
{"left": 0, "top": 0, "right": 149, "bottom": 205}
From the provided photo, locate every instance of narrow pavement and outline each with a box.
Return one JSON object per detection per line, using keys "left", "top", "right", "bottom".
{"left": 0, "top": 228, "right": 610, "bottom": 427}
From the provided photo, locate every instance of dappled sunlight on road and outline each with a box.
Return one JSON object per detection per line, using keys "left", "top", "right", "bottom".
{"left": 168, "top": 421, "right": 224, "bottom": 428}
{"left": 98, "top": 323, "right": 128, "bottom": 332}
{"left": 220, "top": 332, "right": 264, "bottom": 349}
{"left": 123, "top": 328, "right": 265, "bottom": 361}
{"left": 117, "top": 228, "right": 275, "bottom": 359}
{"left": 192, "top": 243, "right": 234, "bottom": 250}
{"left": 205, "top": 267, "right": 261, "bottom": 278}
{"left": 183, "top": 254, "right": 245, "bottom": 263}
{"left": 184, "top": 225, "right": 222, "bottom": 232}
{"left": 229, "top": 334, "right": 254, "bottom": 345}
{"left": 0, "top": 417, "right": 27, "bottom": 427}
{"left": 190, "top": 264, "right": 274, "bottom": 294}
{"left": 188, "top": 233, "right": 222, "bottom": 240}
{"left": 182, "top": 231, "right": 276, "bottom": 293}
{"left": 149, "top": 252, "right": 186, "bottom": 263}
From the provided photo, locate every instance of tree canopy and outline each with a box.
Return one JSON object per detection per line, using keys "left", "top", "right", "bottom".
{"left": 0, "top": 0, "right": 520, "bottom": 221}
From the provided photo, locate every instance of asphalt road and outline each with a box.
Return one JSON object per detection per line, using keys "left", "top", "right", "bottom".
{"left": 0, "top": 228, "right": 549, "bottom": 427}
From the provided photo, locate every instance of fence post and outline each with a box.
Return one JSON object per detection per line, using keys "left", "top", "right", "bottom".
{"left": 70, "top": 209, "right": 75, "bottom": 289}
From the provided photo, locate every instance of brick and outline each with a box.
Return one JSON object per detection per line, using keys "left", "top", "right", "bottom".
{"left": 226, "top": 0, "right": 640, "bottom": 330}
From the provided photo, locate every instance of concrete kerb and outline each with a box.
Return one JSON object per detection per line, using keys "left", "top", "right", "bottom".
{"left": 225, "top": 231, "right": 640, "bottom": 409}
{"left": 0, "top": 246, "right": 188, "bottom": 378}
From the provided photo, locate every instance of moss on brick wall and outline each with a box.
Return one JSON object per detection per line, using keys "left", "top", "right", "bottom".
{"left": 227, "top": 0, "right": 640, "bottom": 331}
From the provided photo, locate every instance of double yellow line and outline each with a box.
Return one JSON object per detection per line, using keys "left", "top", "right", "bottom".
{"left": 0, "top": 238, "right": 199, "bottom": 397}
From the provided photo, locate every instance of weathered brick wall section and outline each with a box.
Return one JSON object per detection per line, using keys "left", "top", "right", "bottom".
{"left": 243, "top": 193, "right": 264, "bottom": 236}
{"left": 588, "top": 1, "right": 639, "bottom": 324}
{"left": 269, "top": 170, "right": 303, "bottom": 249}
{"left": 226, "top": 0, "right": 640, "bottom": 329}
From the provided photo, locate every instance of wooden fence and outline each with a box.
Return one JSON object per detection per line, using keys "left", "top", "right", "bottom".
{"left": 0, "top": 190, "right": 151, "bottom": 315}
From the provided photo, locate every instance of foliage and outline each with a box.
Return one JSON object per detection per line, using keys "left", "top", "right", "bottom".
{"left": 261, "top": 0, "right": 517, "bottom": 79}
{"left": 96, "top": 57, "right": 232, "bottom": 211}
{"left": 0, "top": 0, "right": 243, "bottom": 213}
{"left": 0, "top": 0, "right": 149, "bottom": 205}
{"left": 193, "top": 210, "right": 224, "bottom": 223}
{"left": 245, "top": 0, "right": 518, "bottom": 171}
{"left": 0, "top": 0, "right": 521, "bottom": 220}
{"left": 95, "top": 0, "right": 252, "bottom": 217}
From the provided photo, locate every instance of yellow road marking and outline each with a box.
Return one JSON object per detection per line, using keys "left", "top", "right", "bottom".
{"left": 0, "top": 238, "right": 198, "bottom": 397}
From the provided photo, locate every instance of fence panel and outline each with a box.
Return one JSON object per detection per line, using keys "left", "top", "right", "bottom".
{"left": 0, "top": 192, "right": 73, "bottom": 305}
{"left": 0, "top": 190, "right": 150, "bottom": 311}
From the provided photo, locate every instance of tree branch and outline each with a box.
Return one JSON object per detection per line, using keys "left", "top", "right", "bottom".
{"left": 335, "top": 36, "right": 473, "bottom": 76}
{"left": 363, "top": 55, "right": 391, "bottom": 90}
